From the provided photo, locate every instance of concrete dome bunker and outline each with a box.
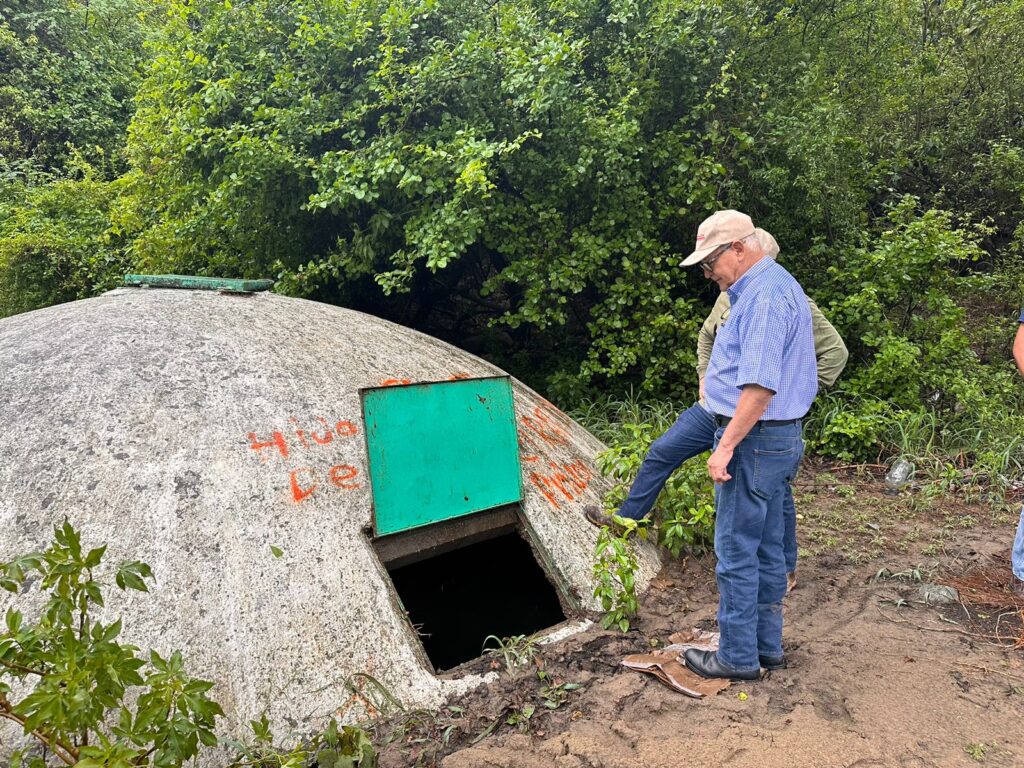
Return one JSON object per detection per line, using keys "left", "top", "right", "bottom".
{"left": 0, "top": 285, "right": 661, "bottom": 745}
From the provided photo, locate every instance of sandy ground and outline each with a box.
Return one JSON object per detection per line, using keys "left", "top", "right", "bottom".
{"left": 373, "top": 467, "right": 1024, "bottom": 768}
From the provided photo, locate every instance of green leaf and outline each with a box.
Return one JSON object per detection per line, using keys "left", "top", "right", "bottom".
{"left": 116, "top": 560, "right": 153, "bottom": 592}
{"left": 270, "top": 545, "right": 283, "bottom": 558}
{"left": 84, "top": 545, "right": 107, "bottom": 569}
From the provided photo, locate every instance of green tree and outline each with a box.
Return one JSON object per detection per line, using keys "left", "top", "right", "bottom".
{"left": 1, "top": 521, "right": 222, "bottom": 768}
{"left": 0, "top": 0, "right": 152, "bottom": 177}
{"left": 123, "top": 0, "right": 749, "bottom": 397}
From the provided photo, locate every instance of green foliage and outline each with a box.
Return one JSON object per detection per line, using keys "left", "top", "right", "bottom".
{"left": 0, "top": 0, "right": 151, "bottom": 177}
{"left": 592, "top": 527, "right": 639, "bottom": 633}
{"left": 482, "top": 634, "right": 537, "bottom": 679}
{"left": 0, "top": 520, "right": 222, "bottom": 768}
{"left": 802, "top": 199, "right": 1024, "bottom": 482}
{"left": 0, "top": 166, "right": 130, "bottom": 318}
{"left": 223, "top": 715, "right": 377, "bottom": 768}
{"left": 1, "top": 0, "right": 1024, "bottom": 475}
{"left": 120, "top": 0, "right": 738, "bottom": 397}
{"left": 536, "top": 673, "right": 582, "bottom": 711}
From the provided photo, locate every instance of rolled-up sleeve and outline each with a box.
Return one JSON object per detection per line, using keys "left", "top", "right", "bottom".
{"left": 810, "top": 299, "right": 849, "bottom": 388}
{"left": 735, "top": 298, "right": 795, "bottom": 394}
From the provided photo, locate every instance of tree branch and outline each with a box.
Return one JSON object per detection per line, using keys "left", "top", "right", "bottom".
{"left": 0, "top": 694, "right": 79, "bottom": 765}
{"left": 0, "top": 657, "right": 46, "bottom": 677}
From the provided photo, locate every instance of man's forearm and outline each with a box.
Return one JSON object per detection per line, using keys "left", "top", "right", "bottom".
{"left": 718, "top": 384, "right": 774, "bottom": 451}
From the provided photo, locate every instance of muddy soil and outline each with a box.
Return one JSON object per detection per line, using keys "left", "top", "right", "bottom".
{"left": 375, "top": 467, "right": 1024, "bottom": 768}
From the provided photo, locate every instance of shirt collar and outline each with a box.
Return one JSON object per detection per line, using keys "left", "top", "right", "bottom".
{"left": 726, "top": 256, "right": 775, "bottom": 303}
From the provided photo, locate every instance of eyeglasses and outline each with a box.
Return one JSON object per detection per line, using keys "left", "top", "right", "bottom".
{"left": 700, "top": 242, "right": 733, "bottom": 273}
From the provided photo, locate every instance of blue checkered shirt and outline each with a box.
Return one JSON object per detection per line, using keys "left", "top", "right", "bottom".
{"left": 1019, "top": 307, "right": 1024, "bottom": 322}
{"left": 704, "top": 258, "right": 818, "bottom": 420}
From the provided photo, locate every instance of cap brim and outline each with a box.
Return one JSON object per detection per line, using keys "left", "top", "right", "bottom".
{"left": 680, "top": 245, "right": 717, "bottom": 267}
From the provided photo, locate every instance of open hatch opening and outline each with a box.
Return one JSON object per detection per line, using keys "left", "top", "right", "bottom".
{"left": 374, "top": 509, "right": 568, "bottom": 672}
{"left": 363, "top": 376, "right": 570, "bottom": 672}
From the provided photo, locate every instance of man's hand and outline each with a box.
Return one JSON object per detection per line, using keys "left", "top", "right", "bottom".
{"left": 707, "top": 444, "right": 733, "bottom": 483}
{"left": 699, "top": 376, "right": 706, "bottom": 402}
{"left": 708, "top": 384, "right": 774, "bottom": 485}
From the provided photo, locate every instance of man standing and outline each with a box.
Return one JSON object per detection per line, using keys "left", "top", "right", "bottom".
{"left": 677, "top": 210, "right": 816, "bottom": 680}
{"left": 584, "top": 229, "right": 846, "bottom": 593}
{"left": 1012, "top": 309, "right": 1024, "bottom": 597}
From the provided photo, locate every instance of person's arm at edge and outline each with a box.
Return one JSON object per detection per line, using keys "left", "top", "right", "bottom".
{"left": 707, "top": 383, "right": 774, "bottom": 483}
{"left": 697, "top": 293, "right": 730, "bottom": 399}
{"left": 1014, "top": 322, "right": 1024, "bottom": 377}
{"left": 809, "top": 298, "right": 848, "bottom": 388}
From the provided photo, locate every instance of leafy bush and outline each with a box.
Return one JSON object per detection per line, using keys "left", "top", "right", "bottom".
{"left": 120, "top": 0, "right": 741, "bottom": 397}
{"left": 0, "top": 521, "right": 222, "bottom": 768}
{"left": 801, "top": 199, "right": 1024, "bottom": 481}
{"left": 0, "top": 0, "right": 151, "bottom": 177}
{"left": 0, "top": 169, "right": 129, "bottom": 318}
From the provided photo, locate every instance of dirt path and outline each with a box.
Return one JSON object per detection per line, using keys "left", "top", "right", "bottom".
{"left": 377, "top": 471, "right": 1024, "bottom": 768}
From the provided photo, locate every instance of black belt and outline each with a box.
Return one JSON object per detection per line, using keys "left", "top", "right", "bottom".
{"left": 715, "top": 415, "right": 800, "bottom": 428}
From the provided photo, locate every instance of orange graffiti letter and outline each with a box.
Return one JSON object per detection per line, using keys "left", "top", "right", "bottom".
{"left": 289, "top": 467, "right": 317, "bottom": 502}
{"left": 329, "top": 464, "right": 360, "bottom": 490}
{"left": 335, "top": 420, "right": 358, "bottom": 437}
{"left": 248, "top": 431, "right": 289, "bottom": 459}
{"left": 529, "top": 472, "right": 561, "bottom": 509}
{"left": 310, "top": 417, "right": 334, "bottom": 446}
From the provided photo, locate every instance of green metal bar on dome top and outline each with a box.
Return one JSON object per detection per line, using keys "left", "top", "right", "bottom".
{"left": 362, "top": 376, "right": 523, "bottom": 537}
{"left": 123, "top": 274, "right": 274, "bottom": 293}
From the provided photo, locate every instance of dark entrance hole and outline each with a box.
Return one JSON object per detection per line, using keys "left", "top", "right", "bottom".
{"left": 387, "top": 530, "right": 567, "bottom": 672}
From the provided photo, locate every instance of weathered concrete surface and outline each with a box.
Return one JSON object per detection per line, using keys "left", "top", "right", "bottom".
{"left": 0, "top": 289, "right": 661, "bottom": 750}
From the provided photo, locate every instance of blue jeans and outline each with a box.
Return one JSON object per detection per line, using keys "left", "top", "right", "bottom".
{"left": 617, "top": 402, "right": 799, "bottom": 573}
{"left": 1013, "top": 505, "right": 1024, "bottom": 581}
{"left": 713, "top": 421, "right": 803, "bottom": 672}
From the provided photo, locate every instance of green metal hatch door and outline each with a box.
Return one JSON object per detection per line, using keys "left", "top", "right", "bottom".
{"left": 362, "top": 376, "right": 523, "bottom": 536}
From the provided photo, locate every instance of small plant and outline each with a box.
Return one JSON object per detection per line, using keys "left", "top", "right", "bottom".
{"left": 592, "top": 528, "right": 639, "bottom": 632}
{"left": 224, "top": 714, "right": 377, "bottom": 768}
{"left": 964, "top": 741, "right": 987, "bottom": 762}
{"left": 0, "top": 520, "right": 222, "bottom": 768}
{"left": 505, "top": 704, "right": 535, "bottom": 732}
{"left": 872, "top": 565, "right": 924, "bottom": 583}
{"left": 537, "top": 676, "right": 584, "bottom": 710}
{"left": 482, "top": 634, "right": 538, "bottom": 677}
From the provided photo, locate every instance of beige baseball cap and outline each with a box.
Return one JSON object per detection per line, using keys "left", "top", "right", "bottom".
{"left": 680, "top": 210, "right": 756, "bottom": 267}
{"left": 755, "top": 227, "right": 779, "bottom": 258}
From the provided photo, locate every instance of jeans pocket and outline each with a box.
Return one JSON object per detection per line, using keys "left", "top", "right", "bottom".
{"left": 752, "top": 442, "right": 796, "bottom": 500}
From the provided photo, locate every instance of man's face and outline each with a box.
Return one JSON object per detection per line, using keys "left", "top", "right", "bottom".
{"left": 701, "top": 242, "right": 739, "bottom": 289}
{"left": 701, "top": 238, "right": 761, "bottom": 289}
